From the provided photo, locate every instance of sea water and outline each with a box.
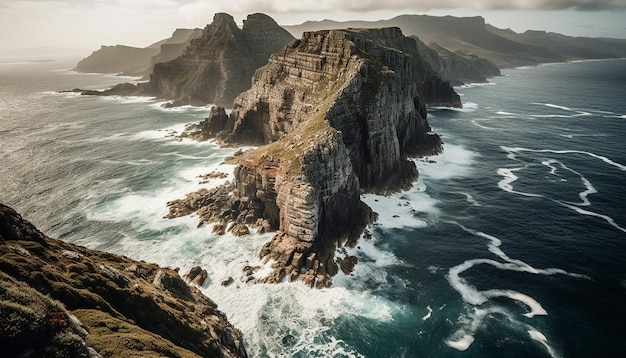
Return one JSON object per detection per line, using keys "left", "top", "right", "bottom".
{"left": 1, "top": 58, "right": 624, "bottom": 357}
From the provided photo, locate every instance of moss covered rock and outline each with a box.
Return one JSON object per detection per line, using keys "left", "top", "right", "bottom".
{"left": 0, "top": 203, "right": 247, "bottom": 358}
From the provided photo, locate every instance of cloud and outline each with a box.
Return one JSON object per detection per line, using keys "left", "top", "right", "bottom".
{"left": 175, "top": 0, "right": 626, "bottom": 16}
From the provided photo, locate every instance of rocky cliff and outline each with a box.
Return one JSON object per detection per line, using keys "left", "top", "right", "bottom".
{"left": 167, "top": 28, "right": 459, "bottom": 288}
{"left": 147, "top": 28, "right": 203, "bottom": 77}
{"left": 141, "top": 13, "right": 295, "bottom": 106}
{"left": 0, "top": 204, "right": 247, "bottom": 358}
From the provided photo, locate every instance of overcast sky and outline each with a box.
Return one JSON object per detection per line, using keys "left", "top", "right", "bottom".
{"left": 1, "top": 0, "right": 625, "bottom": 58}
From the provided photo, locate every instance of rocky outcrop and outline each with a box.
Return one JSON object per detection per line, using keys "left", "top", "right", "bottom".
{"left": 0, "top": 203, "right": 247, "bottom": 358}
{"left": 168, "top": 28, "right": 458, "bottom": 288}
{"left": 141, "top": 13, "right": 295, "bottom": 106}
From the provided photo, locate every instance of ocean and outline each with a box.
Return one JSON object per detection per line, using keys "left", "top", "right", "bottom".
{"left": 1, "top": 57, "right": 624, "bottom": 358}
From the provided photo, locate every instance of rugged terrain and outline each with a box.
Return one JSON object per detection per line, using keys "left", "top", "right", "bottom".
{"left": 71, "top": 13, "right": 295, "bottom": 107}
{"left": 285, "top": 15, "right": 626, "bottom": 69}
{"left": 167, "top": 27, "right": 459, "bottom": 288}
{"left": 0, "top": 203, "right": 247, "bottom": 358}
{"left": 142, "top": 13, "right": 295, "bottom": 106}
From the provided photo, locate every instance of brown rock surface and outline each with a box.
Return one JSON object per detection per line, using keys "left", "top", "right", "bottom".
{"left": 167, "top": 27, "right": 458, "bottom": 288}
{"left": 0, "top": 203, "right": 247, "bottom": 358}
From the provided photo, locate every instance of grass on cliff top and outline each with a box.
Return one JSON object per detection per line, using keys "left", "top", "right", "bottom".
{"left": 74, "top": 309, "right": 201, "bottom": 358}
{"left": 239, "top": 34, "right": 403, "bottom": 179}
{"left": 241, "top": 105, "right": 335, "bottom": 179}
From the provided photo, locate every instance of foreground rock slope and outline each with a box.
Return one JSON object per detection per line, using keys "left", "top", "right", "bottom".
{"left": 168, "top": 27, "right": 459, "bottom": 288}
{"left": 0, "top": 203, "right": 247, "bottom": 358}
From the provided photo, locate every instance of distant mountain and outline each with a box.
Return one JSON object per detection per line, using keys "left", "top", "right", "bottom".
{"left": 412, "top": 36, "right": 500, "bottom": 85}
{"left": 285, "top": 15, "right": 626, "bottom": 68}
{"left": 73, "top": 28, "right": 201, "bottom": 77}
{"left": 73, "top": 44, "right": 160, "bottom": 76}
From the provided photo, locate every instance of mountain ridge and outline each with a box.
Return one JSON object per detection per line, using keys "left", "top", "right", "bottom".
{"left": 284, "top": 14, "right": 626, "bottom": 68}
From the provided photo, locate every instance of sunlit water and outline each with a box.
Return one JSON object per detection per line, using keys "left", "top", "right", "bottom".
{"left": 1, "top": 58, "right": 625, "bottom": 357}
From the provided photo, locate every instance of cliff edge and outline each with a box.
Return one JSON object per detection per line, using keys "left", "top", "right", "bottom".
{"left": 0, "top": 203, "right": 247, "bottom": 358}
{"left": 167, "top": 28, "right": 459, "bottom": 288}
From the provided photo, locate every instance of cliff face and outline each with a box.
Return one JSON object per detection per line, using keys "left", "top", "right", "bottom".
{"left": 0, "top": 204, "right": 247, "bottom": 358}
{"left": 142, "top": 13, "right": 295, "bottom": 106}
{"left": 169, "top": 28, "right": 458, "bottom": 287}
{"left": 147, "top": 28, "right": 203, "bottom": 76}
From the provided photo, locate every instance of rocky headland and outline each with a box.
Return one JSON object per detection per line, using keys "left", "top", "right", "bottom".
{"left": 167, "top": 27, "right": 460, "bottom": 288}
{"left": 70, "top": 13, "right": 295, "bottom": 107}
{"left": 0, "top": 203, "right": 247, "bottom": 358}
{"left": 73, "top": 28, "right": 202, "bottom": 78}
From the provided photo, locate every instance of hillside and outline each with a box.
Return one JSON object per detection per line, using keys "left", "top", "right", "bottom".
{"left": 0, "top": 204, "right": 247, "bottom": 358}
{"left": 285, "top": 15, "right": 626, "bottom": 68}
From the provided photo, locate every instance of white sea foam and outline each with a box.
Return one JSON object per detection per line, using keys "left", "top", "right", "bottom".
{"left": 149, "top": 100, "right": 212, "bottom": 113}
{"left": 422, "top": 305, "right": 433, "bottom": 321}
{"left": 415, "top": 143, "right": 479, "bottom": 180}
{"left": 98, "top": 95, "right": 156, "bottom": 104}
{"left": 456, "top": 82, "right": 496, "bottom": 89}
{"left": 361, "top": 192, "right": 432, "bottom": 230}
{"left": 444, "top": 220, "right": 590, "bottom": 350}
{"left": 471, "top": 118, "right": 496, "bottom": 130}
{"left": 502, "top": 147, "right": 626, "bottom": 171}
{"left": 445, "top": 333, "right": 475, "bottom": 351}
{"left": 529, "top": 330, "right": 560, "bottom": 358}
{"left": 456, "top": 192, "right": 481, "bottom": 206}
{"left": 498, "top": 146, "right": 626, "bottom": 233}
{"left": 134, "top": 123, "right": 189, "bottom": 141}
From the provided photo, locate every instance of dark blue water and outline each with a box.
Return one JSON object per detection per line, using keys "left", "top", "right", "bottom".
{"left": 1, "top": 58, "right": 624, "bottom": 357}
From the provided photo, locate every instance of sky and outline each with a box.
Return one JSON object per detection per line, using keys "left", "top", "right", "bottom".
{"left": 1, "top": 0, "right": 625, "bottom": 58}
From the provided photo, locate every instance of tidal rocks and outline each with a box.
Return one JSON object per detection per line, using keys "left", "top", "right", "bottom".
{"left": 183, "top": 266, "right": 209, "bottom": 286}
{"left": 178, "top": 106, "right": 230, "bottom": 141}
{"left": 0, "top": 203, "right": 247, "bottom": 358}
{"left": 168, "top": 27, "right": 458, "bottom": 288}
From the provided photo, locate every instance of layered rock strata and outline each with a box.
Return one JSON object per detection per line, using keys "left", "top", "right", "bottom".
{"left": 168, "top": 28, "right": 459, "bottom": 288}
{"left": 0, "top": 204, "right": 247, "bottom": 358}
{"left": 69, "top": 13, "right": 294, "bottom": 107}
{"left": 142, "top": 13, "right": 294, "bottom": 106}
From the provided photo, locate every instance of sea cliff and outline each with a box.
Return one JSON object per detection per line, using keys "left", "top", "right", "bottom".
{"left": 0, "top": 204, "right": 247, "bottom": 358}
{"left": 168, "top": 27, "right": 460, "bottom": 287}
{"left": 140, "top": 13, "right": 295, "bottom": 106}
